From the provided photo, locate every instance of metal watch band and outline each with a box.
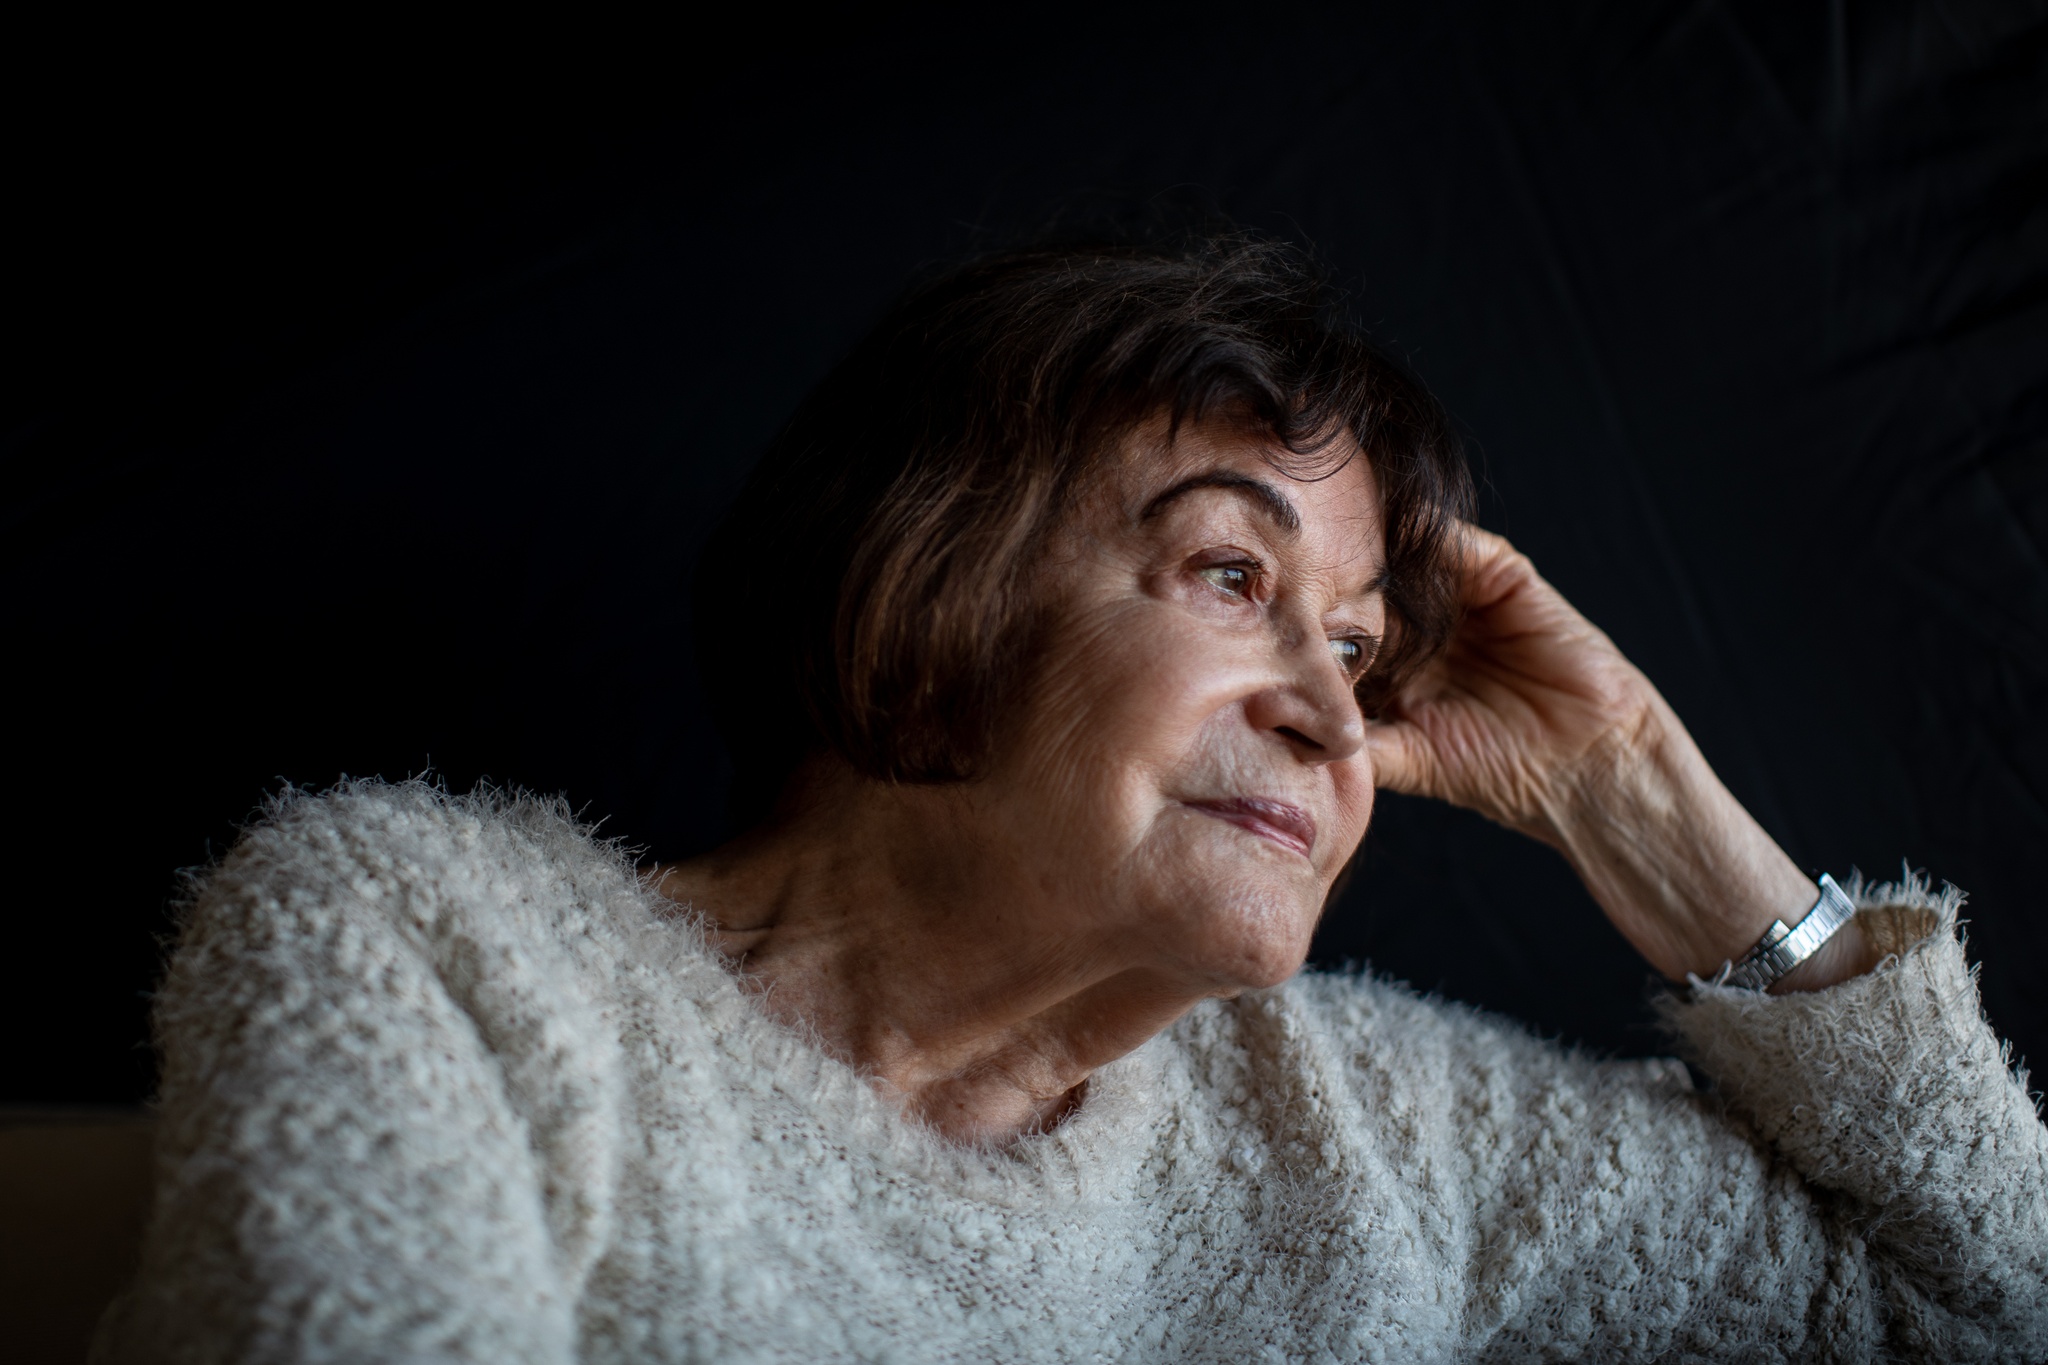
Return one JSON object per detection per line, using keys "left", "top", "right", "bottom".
{"left": 1722, "top": 873, "right": 1858, "bottom": 991}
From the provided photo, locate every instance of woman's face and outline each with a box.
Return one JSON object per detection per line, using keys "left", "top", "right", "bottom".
{"left": 972, "top": 419, "right": 1385, "bottom": 994}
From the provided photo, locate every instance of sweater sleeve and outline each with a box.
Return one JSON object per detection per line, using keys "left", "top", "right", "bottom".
{"left": 94, "top": 786, "right": 625, "bottom": 1365}
{"left": 1655, "top": 875, "right": 2048, "bottom": 1359}
{"left": 1438, "top": 874, "right": 2048, "bottom": 1363}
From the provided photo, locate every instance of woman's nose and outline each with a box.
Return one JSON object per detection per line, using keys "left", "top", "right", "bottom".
{"left": 1243, "top": 636, "right": 1366, "bottom": 762}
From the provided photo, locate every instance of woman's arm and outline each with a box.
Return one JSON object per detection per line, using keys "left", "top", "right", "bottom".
{"left": 1518, "top": 674, "right": 1876, "bottom": 993}
{"left": 1362, "top": 526, "right": 2048, "bottom": 1356}
{"left": 1364, "top": 525, "right": 1865, "bottom": 988}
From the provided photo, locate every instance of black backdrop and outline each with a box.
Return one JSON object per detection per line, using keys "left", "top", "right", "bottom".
{"left": 9, "top": 2, "right": 2046, "bottom": 1106}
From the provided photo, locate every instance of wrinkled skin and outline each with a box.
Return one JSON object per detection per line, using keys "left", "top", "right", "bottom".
{"left": 657, "top": 420, "right": 1870, "bottom": 1143}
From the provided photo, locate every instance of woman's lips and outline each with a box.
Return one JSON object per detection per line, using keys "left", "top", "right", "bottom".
{"left": 1185, "top": 797, "right": 1316, "bottom": 859}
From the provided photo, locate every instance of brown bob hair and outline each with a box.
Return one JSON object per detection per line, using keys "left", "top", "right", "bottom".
{"left": 698, "top": 233, "right": 1474, "bottom": 824}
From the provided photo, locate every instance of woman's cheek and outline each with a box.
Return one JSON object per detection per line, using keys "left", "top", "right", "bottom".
{"left": 1004, "top": 602, "right": 1193, "bottom": 814}
{"left": 1324, "top": 766, "right": 1376, "bottom": 875}
{"left": 1016, "top": 578, "right": 1261, "bottom": 813}
{"left": 1082, "top": 602, "right": 1231, "bottom": 731}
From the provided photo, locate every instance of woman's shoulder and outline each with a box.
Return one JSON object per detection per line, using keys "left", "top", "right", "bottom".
{"left": 177, "top": 778, "right": 715, "bottom": 1004}
{"left": 153, "top": 777, "right": 735, "bottom": 1160}
{"left": 129, "top": 781, "right": 670, "bottom": 1356}
{"left": 208, "top": 777, "right": 625, "bottom": 898}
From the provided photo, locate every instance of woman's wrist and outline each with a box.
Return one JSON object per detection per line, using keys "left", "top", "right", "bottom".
{"left": 1768, "top": 913, "right": 1876, "bottom": 994}
{"left": 1541, "top": 692, "right": 1841, "bottom": 984}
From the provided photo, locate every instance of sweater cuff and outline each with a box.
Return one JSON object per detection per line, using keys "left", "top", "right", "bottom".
{"left": 1656, "top": 871, "right": 1999, "bottom": 1193}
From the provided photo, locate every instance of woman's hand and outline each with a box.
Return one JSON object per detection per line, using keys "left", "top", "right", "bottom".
{"left": 1364, "top": 525, "right": 1870, "bottom": 990}
{"left": 1362, "top": 525, "right": 1657, "bottom": 845}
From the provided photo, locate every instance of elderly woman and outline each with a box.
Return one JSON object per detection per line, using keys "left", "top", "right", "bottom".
{"left": 101, "top": 238, "right": 2045, "bottom": 1362}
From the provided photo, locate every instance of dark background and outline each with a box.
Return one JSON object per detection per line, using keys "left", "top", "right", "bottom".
{"left": 8, "top": 2, "right": 2045, "bottom": 1106}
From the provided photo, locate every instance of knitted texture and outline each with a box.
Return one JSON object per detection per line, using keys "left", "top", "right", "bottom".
{"left": 96, "top": 781, "right": 2048, "bottom": 1363}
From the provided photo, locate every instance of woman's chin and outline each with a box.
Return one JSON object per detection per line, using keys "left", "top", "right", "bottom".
{"left": 1126, "top": 814, "right": 1328, "bottom": 987}
{"left": 1173, "top": 879, "right": 1322, "bottom": 990}
{"left": 1222, "top": 936, "right": 1315, "bottom": 991}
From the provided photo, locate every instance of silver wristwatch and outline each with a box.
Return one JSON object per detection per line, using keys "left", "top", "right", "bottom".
{"left": 1721, "top": 873, "right": 1858, "bottom": 991}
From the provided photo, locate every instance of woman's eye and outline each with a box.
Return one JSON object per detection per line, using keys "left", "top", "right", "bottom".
{"left": 1197, "top": 564, "right": 1255, "bottom": 597}
{"left": 1329, "top": 638, "right": 1367, "bottom": 675}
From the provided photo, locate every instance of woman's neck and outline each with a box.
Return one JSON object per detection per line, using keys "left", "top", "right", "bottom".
{"left": 651, "top": 769, "right": 1212, "bottom": 1144}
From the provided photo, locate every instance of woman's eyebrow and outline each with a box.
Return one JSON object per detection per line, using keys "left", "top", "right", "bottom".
{"left": 1139, "top": 472, "right": 1301, "bottom": 536}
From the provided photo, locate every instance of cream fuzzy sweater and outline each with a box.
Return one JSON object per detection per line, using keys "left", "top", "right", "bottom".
{"left": 98, "top": 781, "right": 2048, "bottom": 1363}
